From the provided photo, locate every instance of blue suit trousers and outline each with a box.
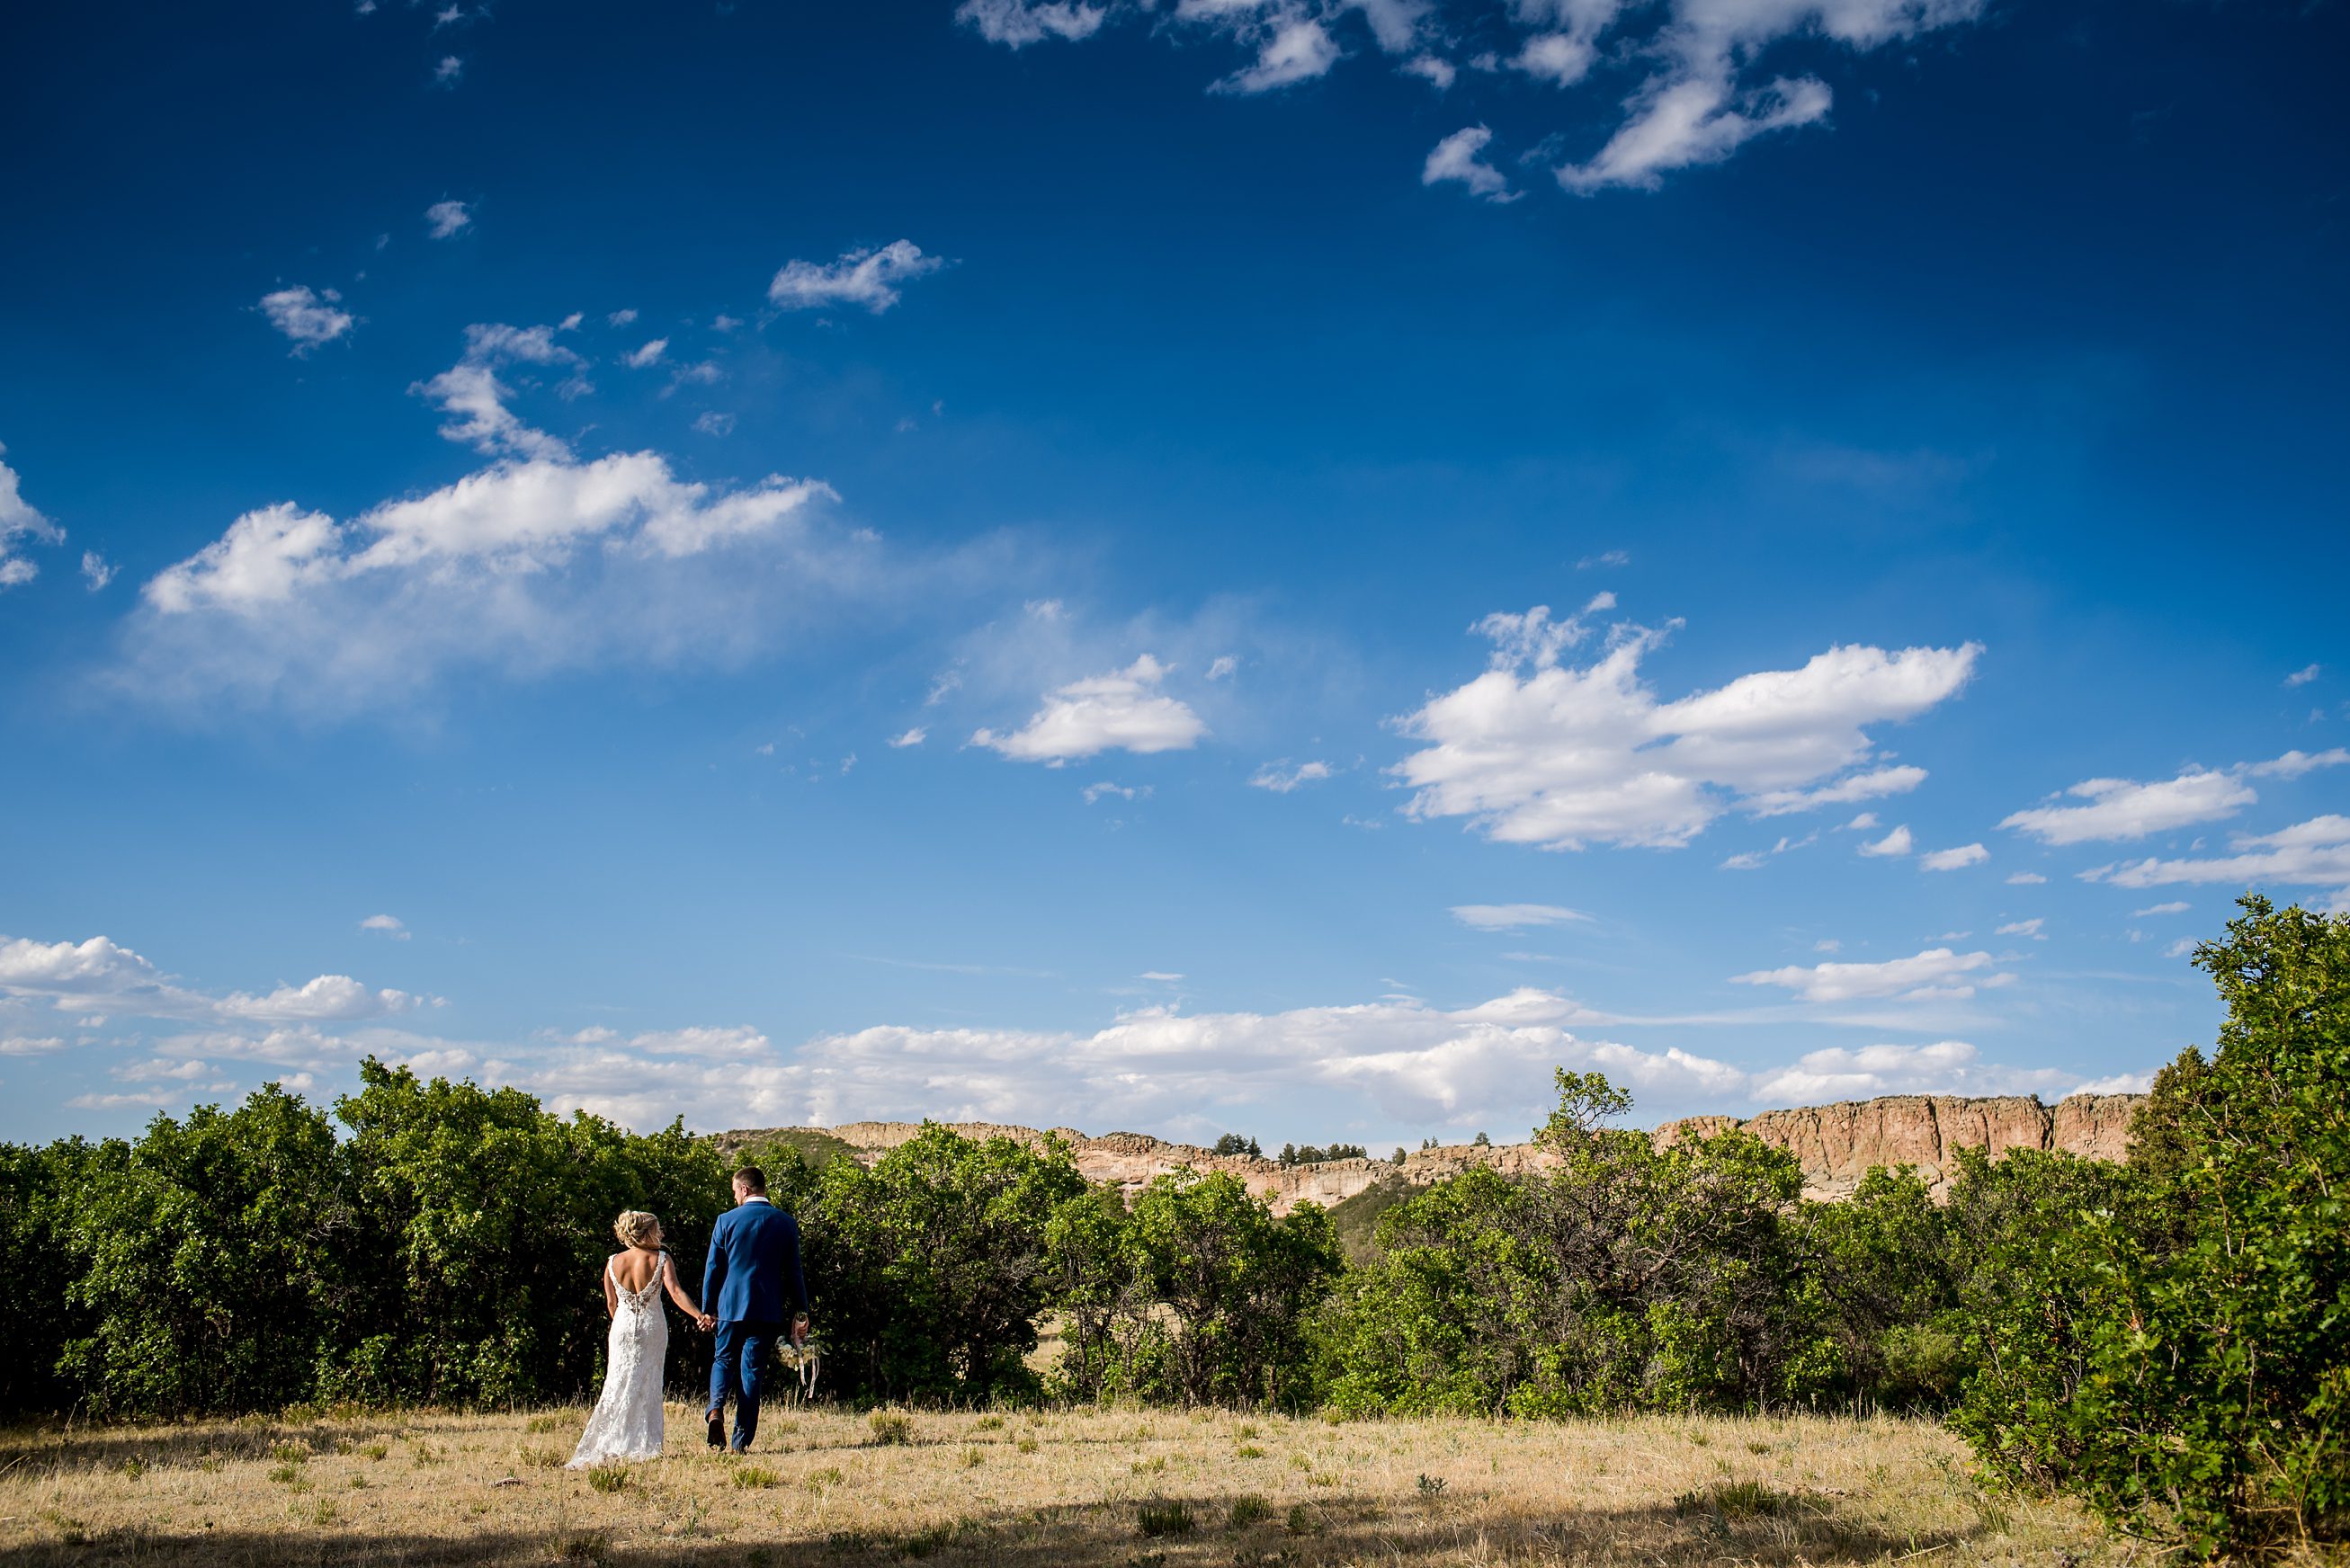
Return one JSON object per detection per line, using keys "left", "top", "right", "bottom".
{"left": 707, "top": 1319, "right": 782, "bottom": 1450}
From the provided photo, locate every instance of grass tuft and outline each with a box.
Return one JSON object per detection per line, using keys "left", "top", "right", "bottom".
{"left": 584, "top": 1463, "right": 629, "bottom": 1494}
{"left": 1136, "top": 1501, "right": 1194, "bottom": 1537}
{"left": 731, "top": 1465, "right": 781, "bottom": 1490}
{"left": 1228, "top": 1493, "right": 1273, "bottom": 1528}
{"left": 868, "top": 1411, "right": 914, "bottom": 1447}
{"left": 1673, "top": 1479, "right": 1792, "bottom": 1519}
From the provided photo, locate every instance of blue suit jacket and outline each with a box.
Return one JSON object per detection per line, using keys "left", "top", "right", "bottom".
{"left": 703, "top": 1198, "right": 808, "bottom": 1325}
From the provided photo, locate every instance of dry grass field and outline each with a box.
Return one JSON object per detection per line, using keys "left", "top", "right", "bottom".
{"left": 0, "top": 1403, "right": 2147, "bottom": 1567}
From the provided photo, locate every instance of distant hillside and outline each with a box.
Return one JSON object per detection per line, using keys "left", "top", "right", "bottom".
{"left": 714, "top": 1091, "right": 2147, "bottom": 1214}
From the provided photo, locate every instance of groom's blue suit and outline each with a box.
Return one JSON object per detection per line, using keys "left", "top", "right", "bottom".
{"left": 703, "top": 1196, "right": 808, "bottom": 1451}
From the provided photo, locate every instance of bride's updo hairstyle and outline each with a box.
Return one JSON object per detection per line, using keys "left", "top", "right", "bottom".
{"left": 613, "top": 1210, "right": 663, "bottom": 1249}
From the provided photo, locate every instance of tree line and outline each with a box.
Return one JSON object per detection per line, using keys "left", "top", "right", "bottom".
{"left": 0, "top": 896, "right": 2339, "bottom": 1557}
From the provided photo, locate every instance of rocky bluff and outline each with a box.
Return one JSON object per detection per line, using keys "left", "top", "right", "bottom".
{"left": 716, "top": 1091, "right": 2147, "bottom": 1214}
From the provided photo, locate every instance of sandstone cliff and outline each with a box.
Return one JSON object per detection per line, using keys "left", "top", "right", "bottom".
{"left": 718, "top": 1091, "right": 2146, "bottom": 1212}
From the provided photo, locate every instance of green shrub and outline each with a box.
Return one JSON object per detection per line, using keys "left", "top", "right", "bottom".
{"left": 584, "top": 1464, "right": 628, "bottom": 1493}
{"left": 1951, "top": 896, "right": 2350, "bottom": 1559}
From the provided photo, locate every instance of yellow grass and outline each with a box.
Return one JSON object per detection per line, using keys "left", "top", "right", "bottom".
{"left": 0, "top": 1403, "right": 2144, "bottom": 1566}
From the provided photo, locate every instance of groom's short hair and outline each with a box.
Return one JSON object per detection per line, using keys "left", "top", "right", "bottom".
{"left": 732, "top": 1165, "right": 767, "bottom": 1194}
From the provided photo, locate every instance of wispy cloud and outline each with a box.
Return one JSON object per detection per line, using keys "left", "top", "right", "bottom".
{"left": 258, "top": 286, "right": 355, "bottom": 354}
{"left": 768, "top": 241, "right": 947, "bottom": 315}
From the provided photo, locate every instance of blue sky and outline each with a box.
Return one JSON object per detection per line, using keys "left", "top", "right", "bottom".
{"left": 1, "top": 0, "right": 2344, "bottom": 1146}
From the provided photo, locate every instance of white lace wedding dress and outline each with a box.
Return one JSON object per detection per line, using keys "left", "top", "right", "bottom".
{"left": 567, "top": 1254, "right": 671, "bottom": 1467}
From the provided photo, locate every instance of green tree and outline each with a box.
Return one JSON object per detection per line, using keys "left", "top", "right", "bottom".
{"left": 59, "top": 1087, "right": 345, "bottom": 1416}
{"left": 1792, "top": 1163, "right": 1966, "bottom": 1409}
{"left": 1952, "top": 896, "right": 2350, "bottom": 1557}
{"left": 0, "top": 1137, "right": 107, "bottom": 1416}
{"left": 804, "top": 1124, "right": 1086, "bottom": 1404}
{"left": 326, "top": 1060, "right": 724, "bottom": 1405}
{"left": 1322, "top": 1069, "right": 1820, "bottom": 1418}
{"left": 1118, "top": 1171, "right": 1341, "bottom": 1408}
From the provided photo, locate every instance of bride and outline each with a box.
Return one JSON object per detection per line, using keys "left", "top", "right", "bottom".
{"left": 567, "top": 1210, "right": 715, "bottom": 1467}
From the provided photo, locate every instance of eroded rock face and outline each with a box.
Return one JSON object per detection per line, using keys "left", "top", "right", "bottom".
{"left": 719, "top": 1091, "right": 2147, "bottom": 1212}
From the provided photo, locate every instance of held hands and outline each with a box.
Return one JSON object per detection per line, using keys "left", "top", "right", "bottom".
{"left": 695, "top": 1312, "right": 717, "bottom": 1332}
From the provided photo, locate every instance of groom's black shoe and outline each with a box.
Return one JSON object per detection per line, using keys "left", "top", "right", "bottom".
{"left": 705, "top": 1412, "right": 726, "bottom": 1449}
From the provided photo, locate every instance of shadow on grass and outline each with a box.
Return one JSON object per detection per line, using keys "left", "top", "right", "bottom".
{"left": 0, "top": 1486, "right": 1994, "bottom": 1568}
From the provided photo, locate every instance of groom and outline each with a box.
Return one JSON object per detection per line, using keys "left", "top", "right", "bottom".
{"left": 702, "top": 1164, "right": 809, "bottom": 1452}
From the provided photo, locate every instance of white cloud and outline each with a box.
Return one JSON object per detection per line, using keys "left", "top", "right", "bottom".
{"left": 2001, "top": 767, "right": 2257, "bottom": 845}
{"left": 545, "top": 985, "right": 1740, "bottom": 1136}
{"left": 954, "top": 0, "right": 1106, "bottom": 46}
{"left": 2243, "top": 748, "right": 2350, "bottom": 780}
{"left": 0, "top": 445, "right": 64, "bottom": 589}
{"left": 1559, "top": 73, "right": 1830, "bottom": 193}
{"left": 1995, "top": 918, "right": 2043, "bottom": 938}
{"left": 121, "top": 437, "right": 849, "bottom": 711}
{"left": 1751, "top": 1039, "right": 2072, "bottom": 1104}
{"left": 973, "top": 654, "right": 1207, "bottom": 764}
{"left": 258, "top": 286, "right": 355, "bottom": 354}
{"left": 2075, "top": 1071, "right": 2155, "bottom": 1096}
{"left": 956, "top": 0, "right": 1989, "bottom": 196}
{"left": 607, "top": 308, "right": 639, "bottom": 327}
{"left": 1250, "top": 759, "right": 1333, "bottom": 792}
{"left": 2083, "top": 815, "right": 2350, "bottom": 905}
{"left": 2284, "top": 664, "right": 2320, "bottom": 688}
{"left": 1844, "top": 812, "right": 1879, "bottom": 831}
{"left": 2006, "top": 871, "right": 2047, "bottom": 885}
{"left": 1556, "top": 0, "right": 1985, "bottom": 194}
{"left": 1392, "top": 610, "right": 1978, "bottom": 851}
{"left": 1858, "top": 824, "right": 1913, "bottom": 858}
{"left": 361, "top": 913, "right": 410, "bottom": 940}
{"left": 1577, "top": 548, "right": 1630, "bottom": 569}
{"left": 2131, "top": 901, "right": 2187, "bottom": 917}
{"left": 1139, "top": 971, "right": 1185, "bottom": 983}
{"left": 2162, "top": 938, "right": 2197, "bottom": 959}
{"left": 1423, "top": 125, "right": 1515, "bottom": 200}
{"left": 433, "top": 54, "right": 463, "bottom": 85}
{"left": 1206, "top": 655, "right": 1238, "bottom": 681}
{"left": 80, "top": 551, "right": 114, "bottom": 591}
{"left": 1402, "top": 52, "right": 1455, "bottom": 88}
{"left": 1720, "top": 851, "right": 1765, "bottom": 869}
{"left": 1731, "top": 946, "right": 2002, "bottom": 1003}
{"left": 1510, "top": 31, "right": 1594, "bottom": 85}
{"left": 1082, "top": 780, "right": 1148, "bottom": 804}
{"left": 1920, "top": 842, "right": 1988, "bottom": 871}
{"left": 1450, "top": 903, "right": 1590, "bottom": 931}
{"left": 424, "top": 199, "right": 472, "bottom": 238}
{"left": 622, "top": 338, "right": 669, "bottom": 369}
{"left": 1747, "top": 765, "right": 1927, "bottom": 818}
{"left": 693, "top": 411, "right": 736, "bottom": 437}
{"left": 767, "top": 241, "right": 946, "bottom": 315}
{"left": 0, "top": 1037, "right": 66, "bottom": 1056}
{"left": 887, "top": 726, "right": 927, "bottom": 748}
{"left": 410, "top": 320, "right": 589, "bottom": 461}
{"left": 1213, "top": 17, "right": 1342, "bottom": 94}
{"left": 0, "top": 933, "right": 419, "bottom": 1024}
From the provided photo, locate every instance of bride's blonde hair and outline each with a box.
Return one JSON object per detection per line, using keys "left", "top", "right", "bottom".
{"left": 612, "top": 1210, "right": 663, "bottom": 1249}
